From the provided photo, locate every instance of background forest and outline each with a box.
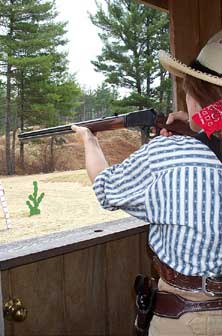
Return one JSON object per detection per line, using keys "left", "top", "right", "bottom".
{"left": 0, "top": 0, "right": 171, "bottom": 175}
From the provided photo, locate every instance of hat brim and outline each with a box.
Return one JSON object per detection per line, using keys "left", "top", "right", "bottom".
{"left": 159, "top": 50, "right": 222, "bottom": 87}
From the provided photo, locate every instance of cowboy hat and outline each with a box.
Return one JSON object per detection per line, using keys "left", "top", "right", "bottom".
{"left": 159, "top": 30, "right": 222, "bottom": 86}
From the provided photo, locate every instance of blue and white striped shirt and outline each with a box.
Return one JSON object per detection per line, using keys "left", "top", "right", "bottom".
{"left": 93, "top": 135, "right": 222, "bottom": 276}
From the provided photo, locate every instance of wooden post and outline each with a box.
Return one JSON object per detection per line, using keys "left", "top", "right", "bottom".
{"left": 168, "top": 0, "right": 199, "bottom": 112}
{"left": 137, "top": 0, "right": 168, "bottom": 11}
{"left": 168, "top": 0, "right": 222, "bottom": 111}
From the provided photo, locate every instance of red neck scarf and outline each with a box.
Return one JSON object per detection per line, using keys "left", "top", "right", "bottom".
{"left": 192, "top": 100, "right": 222, "bottom": 137}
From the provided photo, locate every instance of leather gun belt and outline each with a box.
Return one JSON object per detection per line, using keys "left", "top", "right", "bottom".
{"left": 147, "top": 246, "right": 222, "bottom": 318}
{"left": 153, "top": 291, "right": 222, "bottom": 319}
{"left": 147, "top": 246, "right": 222, "bottom": 295}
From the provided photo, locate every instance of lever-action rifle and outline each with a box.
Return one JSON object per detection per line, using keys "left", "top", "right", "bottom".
{"left": 18, "top": 108, "right": 195, "bottom": 142}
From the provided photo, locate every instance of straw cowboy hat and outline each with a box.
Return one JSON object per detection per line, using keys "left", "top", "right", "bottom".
{"left": 159, "top": 30, "right": 222, "bottom": 86}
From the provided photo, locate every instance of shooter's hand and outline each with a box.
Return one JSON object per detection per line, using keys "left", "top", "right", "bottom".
{"left": 71, "top": 125, "right": 97, "bottom": 144}
{"left": 160, "top": 110, "right": 189, "bottom": 137}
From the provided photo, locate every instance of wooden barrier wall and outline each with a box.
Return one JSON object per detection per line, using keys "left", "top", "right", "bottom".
{"left": 0, "top": 218, "right": 152, "bottom": 336}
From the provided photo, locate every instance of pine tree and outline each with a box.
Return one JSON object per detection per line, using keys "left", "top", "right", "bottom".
{"left": 90, "top": 0, "right": 171, "bottom": 112}
{"left": 0, "top": 0, "right": 73, "bottom": 174}
{"left": 75, "top": 83, "right": 119, "bottom": 121}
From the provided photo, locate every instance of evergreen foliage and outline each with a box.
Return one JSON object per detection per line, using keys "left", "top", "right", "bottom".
{"left": 75, "top": 82, "right": 120, "bottom": 121}
{"left": 0, "top": 0, "right": 173, "bottom": 174}
{"left": 89, "top": 0, "right": 172, "bottom": 113}
{"left": 0, "top": 0, "right": 81, "bottom": 174}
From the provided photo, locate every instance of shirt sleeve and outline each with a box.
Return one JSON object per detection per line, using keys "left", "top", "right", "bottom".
{"left": 93, "top": 144, "right": 153, "bottom": 222}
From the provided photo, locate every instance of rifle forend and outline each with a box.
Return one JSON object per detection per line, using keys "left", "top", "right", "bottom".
{"left": 18, "top": 108, "right": 195, "bottom": 142}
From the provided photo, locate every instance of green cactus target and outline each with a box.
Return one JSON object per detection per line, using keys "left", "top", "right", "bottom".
{"left": 26, "top": 181, "right": 45, "bottom": 216}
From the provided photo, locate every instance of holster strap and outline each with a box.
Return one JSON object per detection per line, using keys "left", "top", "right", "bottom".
{"left": 154, "top": 291, "right": 222, "bottom": 319}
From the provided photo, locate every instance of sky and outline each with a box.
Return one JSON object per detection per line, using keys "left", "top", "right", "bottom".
{"left": 55, "top": 0, "right": 105, "bottom": 90}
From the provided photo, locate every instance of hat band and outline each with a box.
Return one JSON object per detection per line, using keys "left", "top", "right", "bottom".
{"left": 190, "top": 60, "right": 222, "bottom": 78}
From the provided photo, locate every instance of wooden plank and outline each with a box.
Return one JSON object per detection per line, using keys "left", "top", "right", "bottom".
{"left": 0, "top": 218, "right": 147, "bottom": 270}
{"left": 0, "top": 272, "right": 6, "bottom": 336}
{"left": 198, "top": 0, "right": 222, "bottom": 47}
{"left": 1, "top": 230, "right": 153, "bottom": 335}
{"left": 6, "top": 256, "right": 65, "bottom": 336}
{"left": 168, "top": 0, "right": 222, "bottom": 111}
{"left": 220, "top": 0, "right": 222, "bottom": 27}
{"left": 106, "top": 234, "right": 141, "bottom": 336}
{"left": 1, "top": 270, "right": 13, "bottom": 335}
{"left": 64, "top": 244, "right": 107, "bottom": 335}
{"left": 137, "top": 0, "right": 169, "bottom": 12}
{"left": 139, "top": 230, "right": 152, "bottom": 275}
{"left": 168, "top": 0, "right": 199, "bottom": 111}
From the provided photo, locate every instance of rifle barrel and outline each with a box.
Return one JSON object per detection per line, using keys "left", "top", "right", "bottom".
{"left": 18, "top": 115, "right": 126, "bottom": 141}
{"left": 18, "top": 108, "right": 195, "bottom": 142}
{"left": 18, "top": 109, "right": 155, "bottom": 141}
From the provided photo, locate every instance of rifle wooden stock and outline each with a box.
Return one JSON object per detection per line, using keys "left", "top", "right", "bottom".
{"left": 155, "top": 115, "right": 195, "bottom": 136}
{"left": 18, "top": 108, "right": 195, "bottom": 142}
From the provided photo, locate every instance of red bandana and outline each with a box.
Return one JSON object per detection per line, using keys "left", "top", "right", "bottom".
{"left": 192, "top": 99, "right": 222, "bottom": 137}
